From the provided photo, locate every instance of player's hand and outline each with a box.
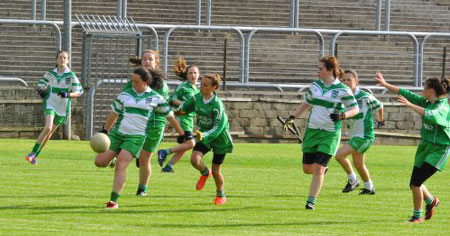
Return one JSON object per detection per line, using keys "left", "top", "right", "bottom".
{"left": 57, "top": 91, "right": 69, "bottom": 98}
{"left": 176, "top": 135, "right": 185, "bottom": 144}
{"left": 174, "top": 110, "right": 185, "bottom": 116}
{"left": 37, "top": 88, "right": 47, "bottom": 98}
{"left": 375, "top": 120, "right": 385, "bottom": 129}
{"left": 195, "top": 130, "right": 203, "bottom": 141}
{"left": 283, "top": 115, "right": 295, "bottom": 131}
{"left": 99, "top": 126, "right": 109, "bottom": 135}
{"left": 330, "top": 111, "right": 345, "bottom": 122}
{"left": 375, "top": 71, "right": 387, "bottom": 87}
{"left": 397, "top": 95, "right": 412, "bottom": 107}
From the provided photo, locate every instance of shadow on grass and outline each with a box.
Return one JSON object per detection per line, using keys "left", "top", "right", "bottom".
{"left": 25, "top": 206, "right": 262, "bottom": 215}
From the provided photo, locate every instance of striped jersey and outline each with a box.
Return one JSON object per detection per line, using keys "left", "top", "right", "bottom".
{"left": 111, "top": 86, "right": 173, "bottom": 136}
{"left": 399, "top": 88, "right": 450, "bottom": 145}
{"left": 345, "top": 87, "right": 383, "bottom": 140}
{"left": 123, "top": 80, "right": 169, "bottom": 128}
{"left": 304, "top": 79, "right": 358, "bottom": 132}
{"left": 181, "top": 92, "right": 229, "bottom": 145}
{"left": 38, "top": 67, "right": 83, "bottom": 117}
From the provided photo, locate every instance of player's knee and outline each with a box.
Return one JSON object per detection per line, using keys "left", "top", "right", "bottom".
{"left": 190, "top": 156, "right": 201, "bottom": 166}
{"left": 186, "top": 139, "right": 196, "bottom": 149}
{"left": 302, "top": 165, "right": 313, "bottom": 174}
{"left": 211, "top": 167, "right": 220, "bottom": 176}
{"left": 41, "top": 126, "right": 52, "bottom": 135}
{"left": 94, "top": 158, "right": 107, "bottom": 168}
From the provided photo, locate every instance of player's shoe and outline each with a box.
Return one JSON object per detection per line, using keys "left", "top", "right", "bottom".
{"left": 161, "top": 165, "right": 174, "bottom": 173}
{"left": 109, "top": 157, "right": 117, "bottom": 168}
{"left": 105, "top": 201, "right": 118, "bottom": 209}
{"left": 408, "top": 216, "right": 423, "bottom": 223}
{"left": 305, "top": 203, "right": 315, "bottom": 210}
{"left": 358, "top": 188, "right": 375, "bottom": 195}
{"left": 196, "top": 169, "right": 212, "bottom": 190}
{"left": 214, "top": 196, "right": 227, "bottom": 205}
{"left": 136, "top": 189, "right": 147, "bottom": 197}
{"left": 157, "top": 150, "right": 167, "bottom": 167}
{"left": 425, "top": 197, "right": 440, "bottom": 220}
{"left": 342, "top": 180, "right": 360, "bottom": 193}
{"left": 25, "top": 153, "right": 37, "bottom": 165}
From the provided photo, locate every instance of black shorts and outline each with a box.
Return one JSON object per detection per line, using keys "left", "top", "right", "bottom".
{"left": 410, "top": 162, "right": 438, "bottom": 187}
{"left": 193, "top": 142, "right": 226, "bottom": 165}
{"left": 302, "top": 152, "right": 331, "bottom": 167}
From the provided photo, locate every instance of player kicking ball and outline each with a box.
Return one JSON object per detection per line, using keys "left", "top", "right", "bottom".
{"left": 176, "top": 73, "right": 233, "bottom": 205}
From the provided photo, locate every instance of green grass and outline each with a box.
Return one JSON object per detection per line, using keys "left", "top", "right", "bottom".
{"left": 0, "top": 139, "right": 449, "bottom": 235}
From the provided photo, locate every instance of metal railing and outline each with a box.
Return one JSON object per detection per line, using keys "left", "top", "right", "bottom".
{"left": 329, "top": 30, "right": 420, "bottom": 86}
{"left": 0, "top": 76, "right": 28, "bottom": 87}
{"left": 0, "top": 19, "right": 61, "bottom": 51}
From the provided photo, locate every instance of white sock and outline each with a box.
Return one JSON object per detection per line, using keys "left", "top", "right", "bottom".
{"left": 348, "top": 172, "right": 357, "bottom": 183}
{"left": 364, "top": 181, "right": 374, "bottom": 190}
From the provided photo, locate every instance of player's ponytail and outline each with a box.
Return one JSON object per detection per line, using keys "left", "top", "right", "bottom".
{"left": 425, "top": 77, "right": 450, "bottom": 96}
{"left": 442, "top": 77, "right": 450, "bottom": 94}
{"left": 148, "top": 69, "right": 166, "bottom": 90}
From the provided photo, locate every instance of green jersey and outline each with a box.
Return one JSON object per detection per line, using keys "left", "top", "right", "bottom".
{"left": 123, "top": 80, "right": 169, "bottom": 128}
{"left": 304, "top": 79, "right": 358, "bottom": 132}
{"left": 345, "top": 88, "right": 383, "bottom": 140}
{"left": 169, "top": 81, "right": 198, "bottom": 131}
{"left": 181, "top": 92, "right": 230, "bottom": 145}
{"left": 399, "top": 89, "right": 450, "bottom": 145}
{"left": 38, "top": 67, "right": 83, "bottom": 117}
{"left": 111, "top": 86, "right": 172, "bottom": 136}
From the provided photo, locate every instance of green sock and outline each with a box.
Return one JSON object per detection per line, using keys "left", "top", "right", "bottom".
{"left": 413, "top": 209, "right": 423, "bottom": 218}
{"left": 307, "top": 196, "right": 316, "bottom": 205}
{"left": 31, "top": 142, "right": 41, "bottom": 154}
{"left": 200, "top": 168, "right": 210, "bottom": 176}
{"left": 216, "top": 190, "right": 225, "bottom": 197}
{"left": 110, "top": 191, "right": 120, "bottom": 202}
{"left": 35, "top": 149, "right": 42, "bottom": 157}
{"left": 138, "top": 184, "right": 148, "bottom": 192}
{"left": 425, "top": 195, "right": 434, "bottom": 205}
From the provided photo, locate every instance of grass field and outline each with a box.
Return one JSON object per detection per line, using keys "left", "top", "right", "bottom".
{"left": 1, "top": 139, "right": 449, "bottom": 235}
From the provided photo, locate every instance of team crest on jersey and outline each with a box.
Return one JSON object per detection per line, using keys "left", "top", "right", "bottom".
{"left": 146, "top": 97, "right": 158, "bottom": 107}
{"left": 331, "top": 90, "right": 339, "bottom": 99}
{"left": 65, "top": 77, "right": 72, "bottom": 85}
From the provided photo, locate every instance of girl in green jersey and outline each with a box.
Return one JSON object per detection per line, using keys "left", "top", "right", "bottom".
{"left": 285, "top": 56, "right": 359, "bottom": 210}
{"left": 336, "top": 69, "right": 384, "bottom": 195}
{"left": 25, "top": 50, "right": 83, "bottom": 165}
{"left": 375, "top": 72, "right": 450, "bottom": 223}
{"left": 179, "top": 73, "right": 233, "bottom": 205}
{"left": 128, "top": 50, "right": 171, "bottom": 196}
{"left": 158, "top": 56, "right": 199, "bottom": 173}
{"left": 95, "top": 67, "right": 184, "bottom": 209}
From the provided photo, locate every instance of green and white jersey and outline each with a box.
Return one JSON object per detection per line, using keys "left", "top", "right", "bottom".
{"left": 399, "top": 89, "right": 450, "bottom": 145}
{"left": 123, "top": 80, "right": 169, "bottom": 128}
{"left": 169, "top": 81, "right": 198, "bottom": 131}
{"left": 181, "top": 92, "right": 229, "bottom": 145}
{"left": 38, "top": 67, "right": 83, "bottom": 117}
{"left": 304, "top": 79, "right": 358, "bottom": 132}
{"left": 346, "top": 88, "right": 383, "bottom": 140}
{"left": 111, "top": 86, "right": 173, "bottom": 136}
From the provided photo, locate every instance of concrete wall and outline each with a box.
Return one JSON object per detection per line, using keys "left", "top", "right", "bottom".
{"left": 0, "top": 87, "right": 422, "bottom": 145}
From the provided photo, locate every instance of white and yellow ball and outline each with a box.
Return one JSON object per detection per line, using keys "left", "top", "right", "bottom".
{"left": 90, "top": 133, "right": 110, "bottom": 153}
